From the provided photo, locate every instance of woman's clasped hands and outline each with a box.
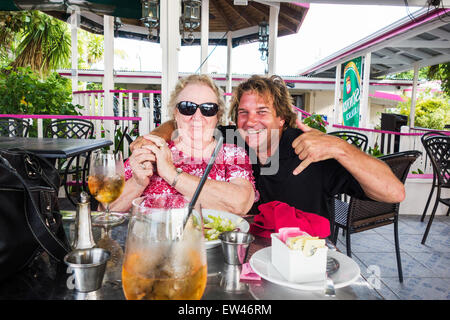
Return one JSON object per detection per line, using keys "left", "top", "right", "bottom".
{"left": 128, "top": 134, "right": 177, "bottom": 187}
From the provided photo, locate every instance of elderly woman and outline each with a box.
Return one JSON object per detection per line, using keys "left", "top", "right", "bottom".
{"left": 110, "top": 75, "right": 256, "bottom": 215}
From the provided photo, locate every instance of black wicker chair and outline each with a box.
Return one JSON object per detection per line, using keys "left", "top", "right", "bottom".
{"left": 331, "top": 150, "right": 421, "bottom": 282}
{"left": 419, "top": 132, "right": 450, "bottom": 244}
{"left": 0, "top": 117, "right": 31, "bottom": 137}
{"left": 44, "top": 118, "right": 94, "bottom": 206}
{"left": 328, "top": 130, "right": 369, "bottom": 234}
{"left": 328, "top": 130, "right": 369, "bottom": 152}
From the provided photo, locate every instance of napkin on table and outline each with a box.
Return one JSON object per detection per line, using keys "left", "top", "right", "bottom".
{"left": 249, "top": 201, "right": 330, "bottom": 239}
{"left": 240, "top": 262, "right": 261, "bottom": 281}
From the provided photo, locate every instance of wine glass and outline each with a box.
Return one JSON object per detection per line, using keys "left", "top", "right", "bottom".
{"left": 87, "top": 150, "right": 125, "bottom": 227}
{"left": 122, "top": 194, "right": 207, "bottom": 300}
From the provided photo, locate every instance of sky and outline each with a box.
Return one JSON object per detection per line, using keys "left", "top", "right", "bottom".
{"left": 111, "top": 3, "right": 421, "bottom": 76}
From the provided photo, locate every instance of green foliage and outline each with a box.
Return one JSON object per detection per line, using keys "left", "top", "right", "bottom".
{"left": 394, "top": 91, "right": 450, "bottom": 129}
{"left": 427, "top": 63, "right": 450, "bottom": 97}
{"left": 384, "top": 63, "right": 450, "bottom": 97}
{"left": 0, "top": 11, "right": 71, "bottom": 75}
{"left": 367, "top": 143, "right": 384, "bottom": 157}
{"left": 0, "top": 66, "right": 82, "bottom": 115}
{"left": 385, "top": 68, "right": 429, "bottom": 80}
{"left": 78, "top": 29, "right": 104, "bottom": 69}
{"left": 303, "top": 114, "right": 327, "bottom": 133}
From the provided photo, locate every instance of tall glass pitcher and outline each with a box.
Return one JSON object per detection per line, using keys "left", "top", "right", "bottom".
{"left": 122, "top": 194, "right": 207, "bottom": 300}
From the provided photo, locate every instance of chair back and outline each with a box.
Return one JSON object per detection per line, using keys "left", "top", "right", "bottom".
{"left": 0, "top": 118, "right": 30, "bottom": 137}
{"left": 348, "top": 150, "right": 421, "bottom": 229}
{"left": 329, "top": 131, "right": 368, "bottom": 152}
{"left": 44, "top": 118, "right": 94, "bottom": 139}
{"left": 421, "top": 132, "right": 450, "bottom": 188}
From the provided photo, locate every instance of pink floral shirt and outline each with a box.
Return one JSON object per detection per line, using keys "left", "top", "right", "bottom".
{"left": 124, "top": 141, "right": 258, "bottom": 202}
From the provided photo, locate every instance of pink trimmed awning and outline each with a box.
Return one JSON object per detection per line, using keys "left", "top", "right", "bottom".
{"left": 369, "top": 91, "right": 406, "bottom": 102}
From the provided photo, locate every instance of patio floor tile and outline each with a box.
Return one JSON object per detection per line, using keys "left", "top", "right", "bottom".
{"left": 379, "top": 277, "right": 450, "bottom": 300}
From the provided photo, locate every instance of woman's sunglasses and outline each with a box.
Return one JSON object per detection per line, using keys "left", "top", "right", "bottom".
{"left": 176, "top": 101, "right": 219, "bottom": 117}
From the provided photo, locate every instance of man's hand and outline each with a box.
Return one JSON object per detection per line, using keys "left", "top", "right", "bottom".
{"left": 142, "top": 135, "right": 177, "bottom": 184}
{"left": 130, "top": 120, "right": 176, "bottom": 153}
{"left": 292, "top": 118, "right": 345, "bottom": 175}
{"left": 128, "top": 148, "right": 155, "bottom": 187}
{"left": 129, "top": 134, "right": 156, "bottom": 153}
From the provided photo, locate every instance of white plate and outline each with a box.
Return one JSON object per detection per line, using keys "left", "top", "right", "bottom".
{"left": 249, "top": 247, "right": 360, "bottom": 291}
{"left": 202, "top": 209, "right": 250, "bottom": 250}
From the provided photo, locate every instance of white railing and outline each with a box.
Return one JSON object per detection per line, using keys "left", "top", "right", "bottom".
{"left": 72, "top": 89, "right": 160, "bottom": 158}
{"left": 291, "top": 106, "right": 450, "bottom": 176}
{"left": 330, "top": 124, "right": 450, "bottom": 175}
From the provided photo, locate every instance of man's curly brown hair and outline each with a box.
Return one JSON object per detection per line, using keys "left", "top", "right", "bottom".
{"left": 229, "top": 75, "right": 297, "bottom": 129}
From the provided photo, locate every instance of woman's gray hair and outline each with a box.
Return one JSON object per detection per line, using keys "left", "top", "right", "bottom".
{"left": 167, "top": 74, "right": 225, "bottom": 125}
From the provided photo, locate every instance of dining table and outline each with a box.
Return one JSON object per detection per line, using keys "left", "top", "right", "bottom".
{"left": 0, "top": 137, "right": 113, "bottom": 206}
{"left": 0, "top": 215, "right": 384, "bottom": 301}
{"left": 0, "top": 137, "right": 113, "bottom": 159}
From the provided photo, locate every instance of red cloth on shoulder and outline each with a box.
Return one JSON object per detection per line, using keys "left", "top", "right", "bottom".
{"left": 249, "top": 201, "right": 330, "bottom": 239}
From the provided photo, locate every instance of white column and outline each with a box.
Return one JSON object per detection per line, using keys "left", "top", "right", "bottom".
{"left": 333, "top": 64, "right": 342, "bottom": 127}
{"left": 409, "top": 63, "right": 419, "bottom": 128}
{"left": 225, "top": 32, "right": 233, "bottom": 124}
{"left": 103, "top": 15, "right": 114, "bottom": 142}
{"left": 161, "top": 0, "right": 181, "bottom": 123}
{"left": 200, "top": 0, "right": 209, "bottom": 74}
{"left": 70, "top": 10, "right": 79, "bottom": 92}
{"left": 268, "top": 4, "right": 279, "bottom": 76}
{"left": 360, "top": 52, "right": 371, "bottom": 128}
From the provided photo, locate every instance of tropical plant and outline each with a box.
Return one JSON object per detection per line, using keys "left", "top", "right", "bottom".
{"left": 0, "top": 66, "right": 81, "bottom": 115}
{"left": 78, "top": 29, "right": 104, "bottom": 69}
{"left": 0, "top": 11, "right": 71, "bottom": 76}
{"left": 367, "top": 142, "right": 383, "bottom": 157}
{"left": 427, "top": 63, "right": 450, "bottom": 97}
{"left": 0, "top": 66, "right": 84, "bottom": 137}
{"left": 385, "top": 63, "right": 450, "bottom": 97}
{"left": 303, "top": 114, "right": 327, "bottom": 133}
{"left": 393, "top": 91, "right": 450, "bottom": 130}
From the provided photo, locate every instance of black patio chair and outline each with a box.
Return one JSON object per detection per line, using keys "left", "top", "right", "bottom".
{"left": 328, "top": 130, "right": 369, "bottom": 152}
{"left": 44, "top": 118, "right": 94, "bottom": 206}
{"left": 0, "top": 117, "right": 31, "bottom": 137}
{"left": 327, "top": 130, "right": 369, "bottom": 234}
{"left": 419, "top": 132, "right": 450, "bottom": 245}
{"left": 331, "top": 150, "right": 421, "bottom": 283}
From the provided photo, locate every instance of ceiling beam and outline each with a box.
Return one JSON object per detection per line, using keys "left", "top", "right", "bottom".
{"left": 373, "top": 53, "right": 450, "bottom": 77}
{"left": 432, "top": 48, "right": 450, "bottom": 55}
{"left": 377, "top": 48, "right": 419, "bottom": 64}
{"left": 401, "top": 48, "right": 434, "bottom": 59}
{"left": 426, "top": 28, "right": 450, "bottom": 41}
{"left": 372, "top": 57, "right": 411, "bottom": 65}
{"left": 394, "top": 39, "right": 450, "bottom": 48}
{"left": 222, "top": 0, "right": 256, "bottom": 27}
{"left": 210, "top": 0, "right": 235, "bottom": 31}
{"left": 249, "top": 1, "right": 298, "bottom": 33}
{"left": 279, "top": 4, "right": 304, "bottom": 22}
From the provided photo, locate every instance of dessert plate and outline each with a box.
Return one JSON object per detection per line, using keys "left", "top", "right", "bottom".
{"left": 203, "top": 209, "right": 249, "bottom": 250}
{"left": 249, "top": 247, "right": 360, "bottom": 291}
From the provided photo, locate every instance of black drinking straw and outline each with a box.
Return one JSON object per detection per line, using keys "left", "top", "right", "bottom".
{"left": 183, "top": 135, "right": 224, "bottom": 229}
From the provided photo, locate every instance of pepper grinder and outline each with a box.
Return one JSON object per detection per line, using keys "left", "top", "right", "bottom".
{"left": 72, "top": 191, "right": 96, "bottom": 250}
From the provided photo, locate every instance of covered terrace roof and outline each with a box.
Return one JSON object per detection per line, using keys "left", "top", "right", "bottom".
{"left": 299, "top": 7, "right": 450, "bottom": 78}
{"left": 4, "top": 0, "right": 309, "bottom": 47}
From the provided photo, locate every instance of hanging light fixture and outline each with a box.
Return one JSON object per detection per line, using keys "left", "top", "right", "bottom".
{"left": 180, "top": 0, "right": 201, "bottom": 44}
{"left": 258, "top": 21, "right": 269, "bottom": 61}
{"left": 141, "top": 0, "right": 159, "bottom": 39}
{"left": 114, "top": 17, "right": 122, "bottom": 37}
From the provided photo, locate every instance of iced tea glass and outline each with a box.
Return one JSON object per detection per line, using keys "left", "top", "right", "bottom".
{"left": 122, "top": 194, "right": 207, "bottom": 300}
{"left": 87, "top": 150, "right": 125, "bottom": 227}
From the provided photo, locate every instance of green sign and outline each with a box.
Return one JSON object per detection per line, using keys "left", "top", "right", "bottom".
{"left": 342, "top": 57, "right": 362, "bottom": 127}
